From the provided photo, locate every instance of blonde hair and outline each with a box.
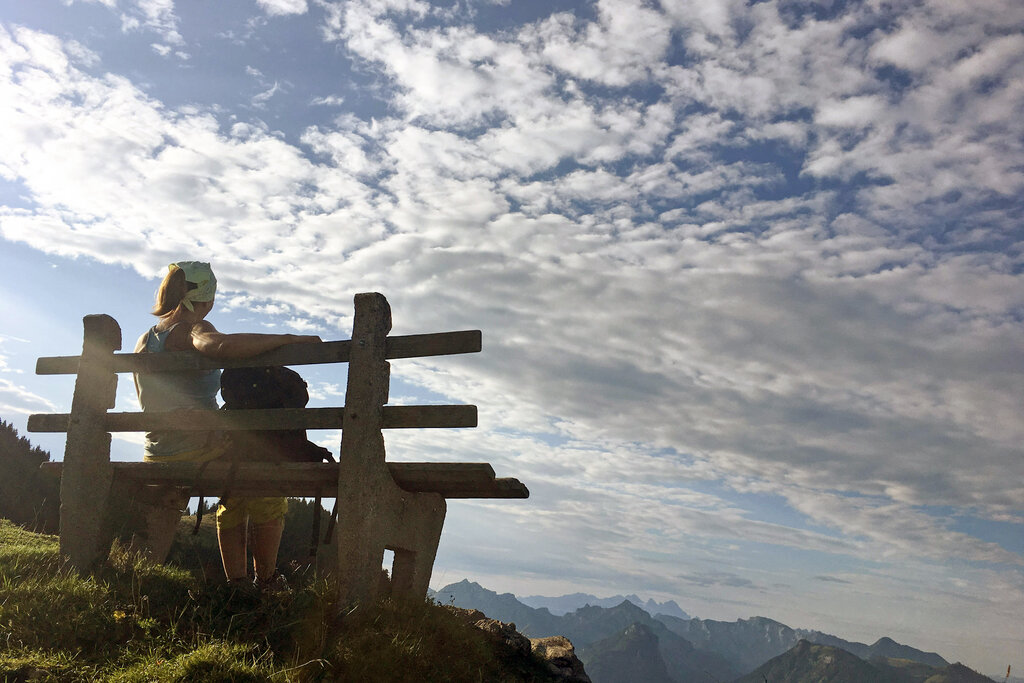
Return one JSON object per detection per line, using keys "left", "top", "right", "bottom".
{"left": 151, "top": 265, "right": 197, "bottom": 316}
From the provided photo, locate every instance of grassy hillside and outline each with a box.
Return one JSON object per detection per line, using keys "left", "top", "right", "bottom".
{"left": 0, "top": 519, "right": 559, "bottom": 682}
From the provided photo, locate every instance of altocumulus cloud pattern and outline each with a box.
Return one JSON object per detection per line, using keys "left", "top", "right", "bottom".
{"left": 0, "top": 0, "right": 1022, "bottom": 674}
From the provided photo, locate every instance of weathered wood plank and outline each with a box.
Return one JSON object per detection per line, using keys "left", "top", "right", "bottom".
{"left": 27, "top": 413, "right": 68, "bottom": 433}
{"left": 39, "top": 461, "right": 528, "bottom": 498}
{"left": 35, "top": 330, "right": 482, "bottom": 375}
{"left": 27, "top": 404, "right": 476, "bottom": 433}
{"left": 386, "top": 331, "right": 481, "bottom": 359}
{"left": 59, "top": 315, "right": 120, "bottom": 570}
{"left": 487, "top": 478, "right": 530, "bottom": 498}
{"left": 382, "top": 405, "right": 477, "bottom": 429}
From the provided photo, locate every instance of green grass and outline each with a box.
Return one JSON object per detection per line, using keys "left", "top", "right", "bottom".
{"left": 0, "top": 519, "right": 559, "bottom": 682}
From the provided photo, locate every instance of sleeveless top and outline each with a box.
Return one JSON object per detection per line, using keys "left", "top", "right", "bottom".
{"left": 136, "top": 324, "right": 222, "bottom": 461}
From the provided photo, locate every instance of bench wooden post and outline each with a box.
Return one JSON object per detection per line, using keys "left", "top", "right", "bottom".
{"left": 334, "top": 293, "right": 446, "bottom": 606}
{"left": 60, "top": 314, "right": 121, "bottom": 570}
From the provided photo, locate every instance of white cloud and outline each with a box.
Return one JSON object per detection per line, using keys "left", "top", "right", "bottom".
{"left": 526, "top": 0, "right": 672, "bottom": 86}
{"left": 0, "top": 340, "right": 57, "bottom": 415}
{"left": 257, "top": 0, "right": 309, "bottom": 16}
{"left": 251, "top": 80, "right": 283, "bottom": 106}
{"left": 301, "top": 128, "right": 375, "bottom": 175}
{"left": 659, "top": 0, "right": 746, "bottom": 42}
{"left": 310, "top": 94, "right": 344, "bottom": 106}
{"left": 869, "top": 24, "right": 955, "bottom": 72}
{"left": 815, "top": 95, "right": 887, "bottom": 129}
{"left": 126, "top": 0, "right": 184, "bottom": 46}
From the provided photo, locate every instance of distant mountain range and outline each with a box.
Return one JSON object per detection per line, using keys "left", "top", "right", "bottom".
{"left": 432, "top": 580, "right": 993, "bottom": 683}
{"left": 433, "top": 581, "right": 735, "bottom": 681}
{"left": 520, "top": 592, "right": 691, "bottom": 620}
{"left": 656, "top": 613, "right": 949, "bottom": 674}
{"left": 735, "top": 639, "right": 994, "bottom": 683}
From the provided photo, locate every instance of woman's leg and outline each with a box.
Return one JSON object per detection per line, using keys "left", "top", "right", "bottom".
{"left": 251, "top": 518, "right": 285, "bottom": 583}
{"left": 217, "top": 521, "right": 248, "bottom": 581}
{"left": 217, "top": 498, "right": 249, "bottom": 581}
{"left": 137, "top": 487, "right": 190, "bottom": 563}
{"left": 248, "top": 497, "right": 288, "bottom": 583}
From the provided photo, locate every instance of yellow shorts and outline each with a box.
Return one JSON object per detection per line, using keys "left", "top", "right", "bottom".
{"left": 216, "top": 497, "right": 288, "bottom": 530}
{"left": 143, "top": 434, "right": 229, "bottom": 463}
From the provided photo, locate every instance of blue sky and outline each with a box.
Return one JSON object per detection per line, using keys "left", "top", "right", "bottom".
{"left": 1, "top": 0, "right": 1023, "bottom": 674}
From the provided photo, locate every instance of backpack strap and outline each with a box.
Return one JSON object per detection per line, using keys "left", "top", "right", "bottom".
{"left": 320, "top": 447, "right": 339, "bottom": 545}
{"left": 323, "top": 498, "right": 339, "bottom": 545}
{"left": 189, "top": 458, "right": 216, "bottom": 535}
{"left": 193, "top": 497, "right": 205, "bottom": 535}
{"left": 309, "top": 492, "right": 323, "bottom": 558}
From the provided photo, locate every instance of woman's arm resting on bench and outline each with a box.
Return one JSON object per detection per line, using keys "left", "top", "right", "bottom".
{"left": 189, "top": 320, "right": 322, "bottom": 359}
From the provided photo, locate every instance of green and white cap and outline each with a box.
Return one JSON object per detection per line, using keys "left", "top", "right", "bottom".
{"left": 171, "top": 261, "right": 217, "bottom": 311}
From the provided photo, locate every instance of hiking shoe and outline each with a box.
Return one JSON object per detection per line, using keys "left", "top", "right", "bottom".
{"left": 222, "top": 578, "right": 261, "bottom": 610}
{"left": 257, "top": 571, "right": 291, "bottom": 595}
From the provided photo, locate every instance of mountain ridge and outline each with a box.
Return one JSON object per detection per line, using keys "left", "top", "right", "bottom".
{"left": 520, "top": 591, "right": 690, "bottom": 620}
{"left": 656, "top": 613, "right": 950, "bottom": 674}
{"left": 579, "top": 622, "right": 675, "bottom": 683}
{"left": 433, "top": 579, "right": 978, "bottom": 683}
{"left": 433, "top": 581, "right": 738, "bottom": 681}
{"left": 734, "top": 640, "right": 994, "bottom": 683}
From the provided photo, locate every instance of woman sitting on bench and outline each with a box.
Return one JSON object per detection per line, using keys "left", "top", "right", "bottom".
{"left": 133, "top": 261, "right": 321, "bottom": 589}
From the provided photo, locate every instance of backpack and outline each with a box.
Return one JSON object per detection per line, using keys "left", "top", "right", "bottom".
{"left": 220, "top": 366, "right": 334, "bottom": 463}
{"left": 194, "top": 366, "right": 338, "bottom": 556}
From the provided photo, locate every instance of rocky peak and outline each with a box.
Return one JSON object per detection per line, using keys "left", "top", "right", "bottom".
{"left": 444, "top": 605, "right": 591, "bottom": 683}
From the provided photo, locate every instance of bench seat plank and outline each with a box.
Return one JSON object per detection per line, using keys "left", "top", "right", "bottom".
{"left": 39, "top": 461, "right": 529, "bottom": 499}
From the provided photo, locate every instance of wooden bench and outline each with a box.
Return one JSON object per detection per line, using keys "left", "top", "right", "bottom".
{"left": 27, "top": 292, "right": 527, "bottom": 605}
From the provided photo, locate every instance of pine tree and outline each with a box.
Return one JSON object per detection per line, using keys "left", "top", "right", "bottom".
{"left": 0, "top": 419, "right": 60, "bottom": 532}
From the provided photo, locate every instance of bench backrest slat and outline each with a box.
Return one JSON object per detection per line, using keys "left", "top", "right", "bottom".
{"left": 35, "top": 330, "right": 481, "bottom": 375}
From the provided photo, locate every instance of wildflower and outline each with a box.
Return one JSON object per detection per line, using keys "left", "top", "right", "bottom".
{"left": 113, "top": 609, "right": 127, "bottom": 621}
